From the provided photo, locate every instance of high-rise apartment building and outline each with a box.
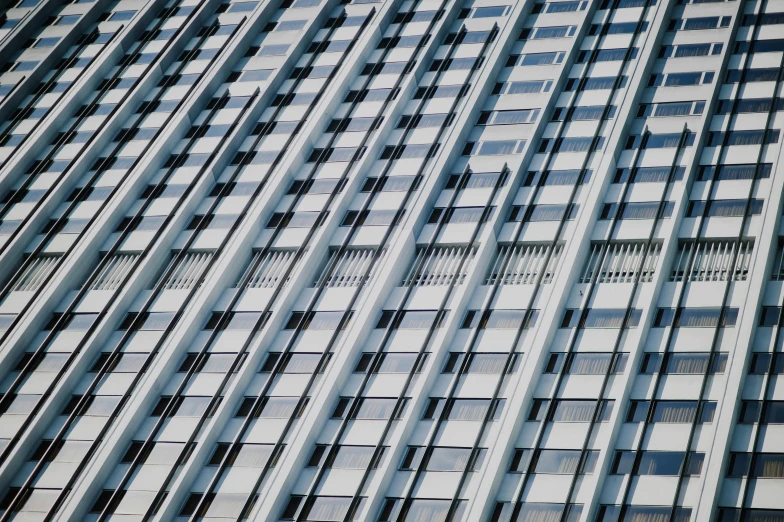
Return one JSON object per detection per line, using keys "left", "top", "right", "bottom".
{"left": 0, "top": 0, "right": 780, "bottom": 520}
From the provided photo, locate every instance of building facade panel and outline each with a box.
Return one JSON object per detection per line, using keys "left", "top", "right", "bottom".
{"left": 0, "top": 0, "right": 781, "bottom": 520}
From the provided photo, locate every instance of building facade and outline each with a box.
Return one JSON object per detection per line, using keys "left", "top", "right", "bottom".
{"left": 0, "top": 0, "right": 781, "bottom": 520}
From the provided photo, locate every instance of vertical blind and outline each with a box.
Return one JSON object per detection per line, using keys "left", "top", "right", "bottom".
{"left": 12, "top": 254, "right": 61, "bottom": 291}
{"left": 486, "top": 243, "right": 562, "bottom": 284}
{"left": 403, "top": 246, "right": 475, "bottom": 286}
{"left": 241, "top": 249, "right": 298, "bottom": 288}
{"left": 581, "top": 242, "right": 660, "bottom": 283}
{"left": 671, "top": 239, "right": 753, "bottom": 281}
{"left": 160, "top": 251, "right": 214, "bottom": 289}
{"left": 315, "top": 247, "right": 378, "bottom": 287}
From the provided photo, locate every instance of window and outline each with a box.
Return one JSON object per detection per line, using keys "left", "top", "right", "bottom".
{"left": 551, "top": 399, "right": 612, "bottom": 422}
{"left": 108, "top": 10, "right": 135, "bottom": 21}
{"left": 296, "top": 496, "right": 359, "bottom": 521}
{"left": 524, "top": 170, "right": 591, "bottom": 186}
{"left": 661, "top": 353, "right": 714, "bottom": 374}
{"left": 613, "top": 166, "right": 685, "bottom": 184}
{"left": 354, "top": 353, "right": 425, "bottom": 374}
{"left": 707, "top": 130, "right": 779, "bottom": 146}
{"left": 45, "top": 312, "right": 98, "bottom": 331}
{"left": 559, "top": 106, "right": 611, "bottom": 121}
{"left": 276, "top": 20, "right": 306, "bottom": 31}
{"left": 512, "top": 52, "right": 565, "bottom": 66}
{"left": 561, "top": 309, "right": 641, "bottom": 328}
{"left": 625, "top": 133, "right": 695, "bottom": 149}
{"left": 283, "top": 311, "right": 350, "bottom": 330}
{"left": 493, "top": 80, "right": 552, "bottom": 94}
{"left": 203, "top": 311, "right": 268, "bottom": 331}
{"left": 538, "top": 1, "right": 588, "bottom": 12}
{"left": 652, "top": 307, "right": 738, "bottom": 327}
{"left": 669, "top": 16, "right": 731, "bottom": 30}
{"left": 402, "top": 446, "right": 486, "bottom": 471}
{"left": 593, "top": 48, "right": 637, "bottom": 62}
{"left": 376, "top": 310, "right": 446, "bottom": 329}
{"left": 308, "top": 445, "right": 383, "bottom": 469}
{"left": 598, "top": 507, "right": 693, "bottom": 522}
{"left": 341, "top": 209, "right": 401, "bottom": 227}
{"left": 353, "top": 398, "right": 404, "bottom": 420}
{"left": 461, "top": 309, "right": 539, "bottom": 330}
{"left": 686, "top": 199, "right": 764, "bottom": 217}
{"left": 532, "top": 449, "right": 598, "bottom": 473}
{"left": 638, "top": 101, "right": 705, "bottom": 118}
{"left": 470, "top": 5, "right": 509, "bottom": 17}
{"left": 379, "top": 499, "right": 466, "bottom": 522}
{"left": 731, "top": 453, "right": 784, "bottom": 477}
{"left": 422, "top": 398, "right": 505, "bottom": 421}
{"left": 443, "top": 353, "right": 520, "bottom": 374}
{"left": 463, "top": 139, "right": 525, "bottom": 156}
{"left": 233, "top": 397, "right": 303, "bottom": 419}
{"left": 600, "top": 201, "right": 669, "bottom": 220}
{"left": 478, "top": 109, "right": 540, "bottom": 125}
{"left": 260, "top": 353, "right": 328, "bottom": 374}
{"left": 729, "top": 452, "right": 784, "bottom": 478}
{"left": 748, "top": 353, "right": 784, "bottom": 374}
{"left": 580, "top": 77, "right": 624, "bottom": 90}
{"left": 567, "top": 353, "right": 628, "bottom": 374}
{"left": 630, "top": 400, "right": 716, "bottom": 423}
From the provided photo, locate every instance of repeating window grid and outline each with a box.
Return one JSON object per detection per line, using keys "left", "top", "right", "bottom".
{"left": 486, "top": 243, "right": 562, "bottom": 285}
{"left": 580, "top": 242, "right": 661, "bottom": 284}
{"left": 728, "top": 258, "right": 784, "bottom": 515}
{"left": 0, "top": 0, "right": 45, "bottom": 47}
{"left": 0, "top": 4, "right": 90, "bottom": 83}
{"left": 0, "top": 23, "right": 118, "bottom": 170}
{"left": 254, "top": 11, "right": 461, "bottom": 285}
{"left": 93, "top": 6, "right": 382, "bottom": 519}
{"left": 454, "top": 0, "right": 636, "bottom": 512}
{"left": 0, "top": 232, "right": 236, "bottom": 517}
{"left": 230, "top": 15, "right": 370, "bottom": 172}
{"left": 600, "top": 3, "right": 768, "bottom": 518}
{"left": 0, "top": 2, "right": 198, "bottom": 234}
{"left": 708, "top": 1, "right": 784, "bottom": 518}
{"left": 493, "top": 0, "right": 681, "bottom": 514}
{"left": 670, "top": 239, "right": 753, "bottom": 282}
{"left": 1, "top": 0, "right": 784, "bottom": 516}
{"left": 282, "top": 20, "right": 507, "bottom": 516}
{"left": 0, "top": 3, "right": 216, "bottom": 276}
{"left": 295, "top": 165, "right": 502, "bottom": 522}
{"left": 503, "top": 0, "right": 653, "bottom": 231}
{"left": 591, "top": 120, "right": 701, "bottom": 522}
{"left": 194, "top": 11, "right": 496, "bottom": 520}
{"left": 507, "top": 126, "right": 674, "bottom": 516}
{"left": 0, "top": 8, "right": 244, "bottom": 346}
{"left": 0, "top": 32, "right": 264, "bottom": 519}
{"left": 225, "top": 15, "right": 379, "bottom": 238}
{"left": 380, "top": 170, "right": 540, "bottom": 518}
{"left": 402, "top": 245, "right": 475, "bottom": 286}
